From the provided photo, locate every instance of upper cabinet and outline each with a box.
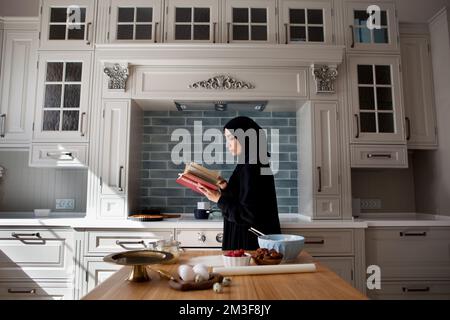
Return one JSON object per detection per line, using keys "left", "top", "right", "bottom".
{"left": 224, "top": 0, "right": 277, "bottom": 43}
{"left": 279, "top": 0, "right": 334, "bottom": 45}
{"left": 109, "top": 0, "right": 163, "bottom": 43}
{"left": 33, "top": 51, "right": 92, "bottom": 142}
{"left": 165, "top": 0, "right": 219, "bottom": 43}
{"left": 348, "top": 55, "right": 405, "bottom": 144}
{"left": 344, "top": 1, "right": 399, "bottom": 52}
{"left": 40, "top": 0, "right": 96, "bottom": 50}
{"left": 0, "top": 28, "right": 38, "bottom": 146}
{"left": 400, "top": 34, "right": 438, "bottom": 149}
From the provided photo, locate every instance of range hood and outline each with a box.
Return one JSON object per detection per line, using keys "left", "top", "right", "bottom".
{"left": 174, "top": 100, "right": 268, "bottom": 112}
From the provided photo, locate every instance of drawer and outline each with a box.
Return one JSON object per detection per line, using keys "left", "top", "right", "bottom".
{"left": 29, "top": 143, "right": 88, "bottom": 168}
{"left": 368, "top": 281, "right": 450, "bottom": 300}
{"left": 176, "top": 229, "right": 224, "bottom": 248}
{"left": 314, "top": 257, "right": 354, "bottom": 286}
{"left": 285, "top": 229, "right": 354, "bottom": 256}
{"left": 0, "top": 228, "right": 74, "bottom": 280}
{"left": 350, "top": 145, "right": 408, "bottom": 168}
{"left": 0, "top": 282, "right": 73, "bottom": 300}
{"left": 366, "top": 227, "right": 450, "bottom": 280}
{"left": 86, "top": 230, "right": 174, "bottom": 255}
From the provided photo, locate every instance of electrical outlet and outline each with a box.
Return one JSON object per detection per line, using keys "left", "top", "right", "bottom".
{"left": 360, "top": 199, "right": 381, "bottom": 210}
{"left": 56, "top": 199, "right": 75, "bottom": 210}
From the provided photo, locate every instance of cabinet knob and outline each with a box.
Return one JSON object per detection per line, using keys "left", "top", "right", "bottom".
{"left": 198, "top": 233, "right": 206, "bottom": 242}
{"left": 216, "top": 233, "right": 223, "bottom": 243}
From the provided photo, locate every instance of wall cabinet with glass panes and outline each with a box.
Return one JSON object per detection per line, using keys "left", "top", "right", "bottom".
{"left": 223, "top": 0, "right": 277, "bottom": 43}
{"left": 108, "top": 0, "right": 163, "bottom": 43}
{"left": 40, "top": 0, "right": 95, "bottom": 49}
{"left": 33, "top": 51, "right": 92, "bottom": 142}
{"left": 164, "top": 0, "right": 219, "bottom": 43}
{"left": 279, "top": 0, "right": 334, "bottom": 44}
{"left": 348, "top": 55, "right": 405, "bottom": 144}
{"left": 344, "top": 1, "right": 399, "bottom": 52}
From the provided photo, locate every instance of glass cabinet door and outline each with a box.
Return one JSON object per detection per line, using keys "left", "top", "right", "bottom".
{"left": 279, "top": 0, "right": 333, "bottom": 44}
{"left": 109, "top": 0, "right": 162, "bottom": 43}
{"left": 224, "top": 0, "right": 276, "bottom": 43}
{"left": 349, "top": 55, "right": 405, "bottom": 143}
{"left": 34, "top": 52, "right": 92, "bottom": 142}
{"left": 345, "top": 1, "right": 399, "bottom": 51}
{"left": 40, "top": 0, "right": 95, "bottom": 49}
{"left": 165, "top": 0, "right": 219, "bottom": 43}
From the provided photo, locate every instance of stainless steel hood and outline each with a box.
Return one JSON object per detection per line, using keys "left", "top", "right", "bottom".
{"left": 174, "top": 100, "right": 268, "bottom": 112}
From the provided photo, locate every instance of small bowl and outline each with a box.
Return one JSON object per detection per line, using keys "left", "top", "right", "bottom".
{"left": 258, "top": 234, "right": 305, "bottom": 261}
{"left": 194, "top": 209, "right": 211, "bottom": 220}
{"left": 222, "top": 253, "right": 251, "bottom": 267}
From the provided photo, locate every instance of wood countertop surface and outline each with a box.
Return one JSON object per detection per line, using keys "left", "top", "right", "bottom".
{"left": 82, "top": 250, "right": 367, "bottom": 300}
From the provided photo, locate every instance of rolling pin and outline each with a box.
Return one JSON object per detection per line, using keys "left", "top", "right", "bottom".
{"left": 212, "top": 263, "right": 316, "bottom": 276}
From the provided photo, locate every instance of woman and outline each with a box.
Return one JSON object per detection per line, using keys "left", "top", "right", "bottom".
{"left": 197, "top": 116, "right": 281, "bottom": 250}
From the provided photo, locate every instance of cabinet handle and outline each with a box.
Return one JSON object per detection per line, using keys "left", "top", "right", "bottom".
{"left": 11, "top": 232, "right": 41, "bottom": 239}
{"left": 46, "top": 152, "right": 74, "bottom": 160}
{"left": 349, "top": 25, "right": 355, "bottom": 48}
{"left": 86, "top": 22, "right": 92, "bottom": 45}
{"left": 116, "top": 240, "right": 147, "bottom": 249}
{"left": 80, "top": 112, "right": 86, "bottom": 137}
{"left": 284, "top": 23, "right": 289, "bottom": 44}
{"left": 8, "top": 289, "right": 36, "bottom": 294}
{"left": 154, "top": 22, "right": 159, "bottom": 43}
{"left": 212, "top": 22, "right": 217, "bottom": 43}
{"left": 198, "top": 233, "right": 206, "bottom": 242}
{"left": 367, "top": 153, "right": 392, "bottom": 159}
{"left": 118, "top": 166, "right": 124, "bottom": 192}
{"left": 0, "top": 114, "right": 6, "bottom": 137}
{"left": 226, "top": 22, "right": 231, "bottom": 43}
{"left": 317, "top": 166, "right": 322, "bottom": 193}
{"left": 400, "top": 231, "right": 427, "bottom": 237}
{"left": 305, "top": 239, "right": 325, "bottom": 245}
{"left": 216, "top": 233, "right": 223, "bottom": 243}
{"left": 406, "top": 117, "right": 411, "bottom": 141}
{"left": 354, "top": 114, "right": 360, "bottom": 138}
{"left": 402, "top": 287, "right": 430, "bottom": 293}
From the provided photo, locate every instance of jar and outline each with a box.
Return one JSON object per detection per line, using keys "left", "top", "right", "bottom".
{"left": 152, "top": 239, "right": 184, "bottom": 263}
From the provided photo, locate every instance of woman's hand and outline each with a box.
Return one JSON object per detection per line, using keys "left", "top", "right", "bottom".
{"left": 197, "top": 184, "right": 221, "bottom": 203}
{"left": 217, "top": 177, "right": 228, "bottom": 190}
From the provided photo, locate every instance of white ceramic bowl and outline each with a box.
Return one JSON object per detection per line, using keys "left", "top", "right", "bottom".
{"left": 222, "top": 253, "right": 251, "bottom": 267}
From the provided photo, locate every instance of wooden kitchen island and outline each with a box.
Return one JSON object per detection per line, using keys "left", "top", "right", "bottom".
{"left": 82, "top": 251, "right": 367, "bottom": 300}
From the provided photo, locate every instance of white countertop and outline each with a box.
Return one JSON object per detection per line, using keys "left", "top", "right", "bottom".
{"left": 1, "top": 212, "right": 449, "bottom": 229}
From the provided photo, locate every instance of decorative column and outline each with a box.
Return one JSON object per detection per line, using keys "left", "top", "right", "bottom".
{"left": 103, "top": 63, "right": 129, "bottom": 91}
{"left": 311, "top": 64, "right": 338, "bottom": 94}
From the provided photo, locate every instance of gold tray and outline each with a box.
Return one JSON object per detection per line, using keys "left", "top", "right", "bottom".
{"left": 104, "top": 250, "right": 174, "bottom": 282}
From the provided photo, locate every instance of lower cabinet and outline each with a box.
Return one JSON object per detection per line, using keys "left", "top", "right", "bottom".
{"left": 0, "top": 282, "right": 73, "bottom": 300}
{"left": 83, "top": 257, "right": 122, "bottom": 293}
{"left": 314, "top": 257, "right": 355, "bottom": 286}
{"left": 365, "top": 227, "right": 450, "bottom": 299}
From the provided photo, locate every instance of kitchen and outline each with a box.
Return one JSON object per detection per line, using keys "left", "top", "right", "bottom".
{"left": 0, "top": 0, "right": 450, "bottom": 303}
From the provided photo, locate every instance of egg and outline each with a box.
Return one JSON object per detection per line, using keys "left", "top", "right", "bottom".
{"left": 222, "top": 277, "right": 232, "bottom": 286}
{"left": 213, "top": 282, "right": 223, "bottom": 293}
{"left": 193, "top": 264, "right": 209, "bottom": 281}
{"left": 178, "top": 264, "right": 195, "bottom": 281}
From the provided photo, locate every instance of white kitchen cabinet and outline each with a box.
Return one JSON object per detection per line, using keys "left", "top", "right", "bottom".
{"left": 279, "top": 0, "right": 334, "bottom": 44}
{"left": 33, "top": 51, "right": 92, "bottom": 143}
{"left": 165, "top": 0, "right": 219, "bottom": 43}
{"left": 0, "top": 282, "right": 73, "bottom": 300}
{"left": 0, "top": 228, "right": 74, "bottom": 281}
{"left": 369, "top": 281, "right": 450, "bottom": 300}
{"left": 400, "top": 35, "right": 438, "bottom": 149}
{"left": 314, "top": 256, "right": 355, "bottom": 286}
{"left": 348, "top": 55, "right": 405, "bottom": 144}
{"left": 223, "top": 0, "right": 277, "bottom": 43}
{"left": 298, "top": 101, "right": 341, "bottom": 219}
{"left": 39, "top": 0, "right": 96, "bottom": 50}
{"left": 109, "top": 0, "right": 163, "bottom": 43}
{"left": 0, "top": 29, "right": 38, "bottom": 146}
{"left": 83, "top": 257, "right": 122, "bottom": 294}
{"left": 350, "top": 144, "right": 408, "bottom": 168}
{"left": 99, "top": 100, "right": 129, "bottom": 196}
{"left": 344, "top": 1, "right": 399, "bottom": 52}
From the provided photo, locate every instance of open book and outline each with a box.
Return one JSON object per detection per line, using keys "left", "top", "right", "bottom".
{"left": 176, "top": 162, "right": 222, "bottom": 195}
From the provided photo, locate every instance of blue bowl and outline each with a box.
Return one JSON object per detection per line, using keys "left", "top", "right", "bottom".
{"left": 257, "top": 234, "right": 305, "bottom": 261}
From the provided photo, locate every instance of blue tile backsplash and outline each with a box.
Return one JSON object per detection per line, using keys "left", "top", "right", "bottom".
{"left": 140, "top": 111, "right": 298, "bottom": 214}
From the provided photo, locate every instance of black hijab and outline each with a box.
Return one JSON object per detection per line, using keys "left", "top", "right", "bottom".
{"left": 223, "top": 116, "right": 270, "bottom": 166}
